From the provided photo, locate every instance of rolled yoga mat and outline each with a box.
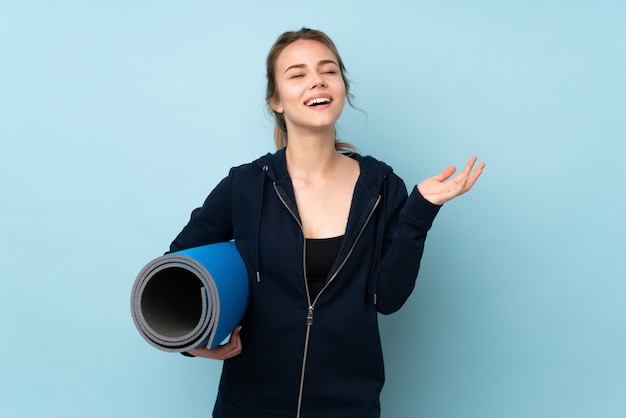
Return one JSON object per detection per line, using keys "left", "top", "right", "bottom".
{"left": 131, "top": 242, "right": 249, "bottom": 352}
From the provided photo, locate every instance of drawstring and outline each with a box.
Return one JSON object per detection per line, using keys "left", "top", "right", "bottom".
{"left": 255, "top": 165, "right": 269, "bottom": 282}
{"left": 371, "top": 176, "right": 388, "bottom": 305}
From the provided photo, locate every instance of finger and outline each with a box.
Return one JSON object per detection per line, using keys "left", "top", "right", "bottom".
{"left": 214, "top": 327, "right": 243, "bottom": 359}
{"left": 462, "top": 161, "right": 486, "bottom": 192}
{"left": 453, "top": 157, "right": 482, "bottom": 184}
{"left": 194, "top": 341, "right": 240, "bottom": 360}
{"left": 459, "top": 156, "right": 478, "bottom": 176}
{"left": 227, "top": 326, "right": 243, "bottom": 351}
{"left": 212, "top": 343, "right": 241, "bottom": 360}
{"left": 433, "top": 165, "right": 456, "bottom": 182}
{"left": 189, "top": 326, "right": 243, "bottom": 360}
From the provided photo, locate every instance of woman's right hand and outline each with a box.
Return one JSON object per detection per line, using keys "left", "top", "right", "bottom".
{"left": 187, "top": 325, "right": 243, "bottom": 360}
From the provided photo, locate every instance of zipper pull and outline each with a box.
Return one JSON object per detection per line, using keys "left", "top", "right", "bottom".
{"left": 306, "top": 306, "right": 314, "bottom": 326}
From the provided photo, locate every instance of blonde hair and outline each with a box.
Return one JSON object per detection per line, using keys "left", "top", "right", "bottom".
{"left": 265, "top": 28, "right": 357, "bottom": 152}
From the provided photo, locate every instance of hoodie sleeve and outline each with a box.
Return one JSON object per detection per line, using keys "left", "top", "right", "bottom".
{"left": 374, "top": 176, "right": 441, "bottom": 314}
{"left": 168, "top": 170, "right": 234, "bottom": 253}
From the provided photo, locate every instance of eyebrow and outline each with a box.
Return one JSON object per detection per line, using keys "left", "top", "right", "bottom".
{"left": 284, "top": 59, "right": 338, "bottom": 74}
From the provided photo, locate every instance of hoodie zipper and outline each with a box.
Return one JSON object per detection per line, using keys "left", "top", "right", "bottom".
{"left": 273, "top": 182, "right": 381, "bottom": 418}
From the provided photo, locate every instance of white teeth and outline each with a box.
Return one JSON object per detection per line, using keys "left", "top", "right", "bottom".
{"left": 306, "top": 97, "right": 331, "bottom": 106}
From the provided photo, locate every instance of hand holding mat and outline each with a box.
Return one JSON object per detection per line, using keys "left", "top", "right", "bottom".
{"left": 130, "top": 242, "right": 249, "bottom": 352}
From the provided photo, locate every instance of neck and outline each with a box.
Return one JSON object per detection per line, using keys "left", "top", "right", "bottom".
{"left": 285, "top": 130, "right": 341, "bottom": 178}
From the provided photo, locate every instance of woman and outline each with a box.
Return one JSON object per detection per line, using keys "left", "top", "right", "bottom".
{"left": 170, "top": 28, "right": 485, "bottom": 418}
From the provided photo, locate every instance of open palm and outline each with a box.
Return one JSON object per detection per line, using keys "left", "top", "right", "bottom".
{"left": 417, "top": 156, "right": 486, "bottom": 205}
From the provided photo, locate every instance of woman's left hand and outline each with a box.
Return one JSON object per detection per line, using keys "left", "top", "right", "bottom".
{"left": 417, "top": 156, "right": 486, "bottom": 205}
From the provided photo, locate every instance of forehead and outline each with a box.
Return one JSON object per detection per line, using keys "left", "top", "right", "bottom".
{"left": 275, "top": 39, "right": 338, "bottom": 70}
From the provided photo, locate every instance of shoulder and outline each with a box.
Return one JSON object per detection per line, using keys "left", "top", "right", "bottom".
{"left": 353, "top": 153, "right": 403, "bottom": 182}
{"left": 350, "top": 153, "right": 406, "bottom": 194}
{"left": 351, "top": 153, "right": 392, "bottom": 171}
{"left": 229, "top": 148, "right": 286, "bottom": 183}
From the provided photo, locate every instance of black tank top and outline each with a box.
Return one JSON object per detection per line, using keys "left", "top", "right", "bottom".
{"left": 305, "top": 235, "right": 343, "bottom": 301}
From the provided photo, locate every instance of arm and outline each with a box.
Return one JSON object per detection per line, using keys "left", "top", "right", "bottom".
{"left": 169, "top": 171, "right": 235, "bottom": 253}
{"left": 374, "top": 183, "right": 440, "bottom": 314}
{"left": 375, "top": 157, "right": 485, "bottom": 314}
{"left": 169, "top": 171, "right": 243, "bottom": 360}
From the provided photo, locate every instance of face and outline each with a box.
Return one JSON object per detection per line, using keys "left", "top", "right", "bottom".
{"left": 271, "top": 39, "right": 346, "bottom": 135}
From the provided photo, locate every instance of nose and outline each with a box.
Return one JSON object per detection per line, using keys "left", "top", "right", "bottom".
{"left": 309, "top": 73, "right": 327, "bottom": 89}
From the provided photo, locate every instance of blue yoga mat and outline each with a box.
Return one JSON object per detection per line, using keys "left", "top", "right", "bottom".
{"left": 130, "top": 242, "right": 249, "bottom": 352}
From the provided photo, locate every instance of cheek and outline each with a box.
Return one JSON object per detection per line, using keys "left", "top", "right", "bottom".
{"left": 272, "top": 86, "right": 292, "bottom": 113}
{"left": 274, "top": 85, "right": 298, "bottom": 110}
{"left": 340, "top": 81, "right": 347, "bottom": 97}
{"left": 335, "top": 84, "right": 347, "bottom": 108}
{"left": 336, "top": 96, "right": 346, "bottom": 114}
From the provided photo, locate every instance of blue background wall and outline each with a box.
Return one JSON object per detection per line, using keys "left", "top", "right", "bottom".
{"left": 1, "top": 1, "right": 624, "bottom": 417}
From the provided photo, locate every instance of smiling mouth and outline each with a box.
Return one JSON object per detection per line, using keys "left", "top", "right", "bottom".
{"left": 305, "top": 97, "right": 332, "bottom": 107}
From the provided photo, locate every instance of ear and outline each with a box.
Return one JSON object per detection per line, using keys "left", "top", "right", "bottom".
{"left": 270, "top": 96, "right": 283, "bottom": 114}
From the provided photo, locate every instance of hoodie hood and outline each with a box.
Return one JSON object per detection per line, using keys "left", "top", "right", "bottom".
{"left": 253, "top": 147, "right": 394, "bottom": 195}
